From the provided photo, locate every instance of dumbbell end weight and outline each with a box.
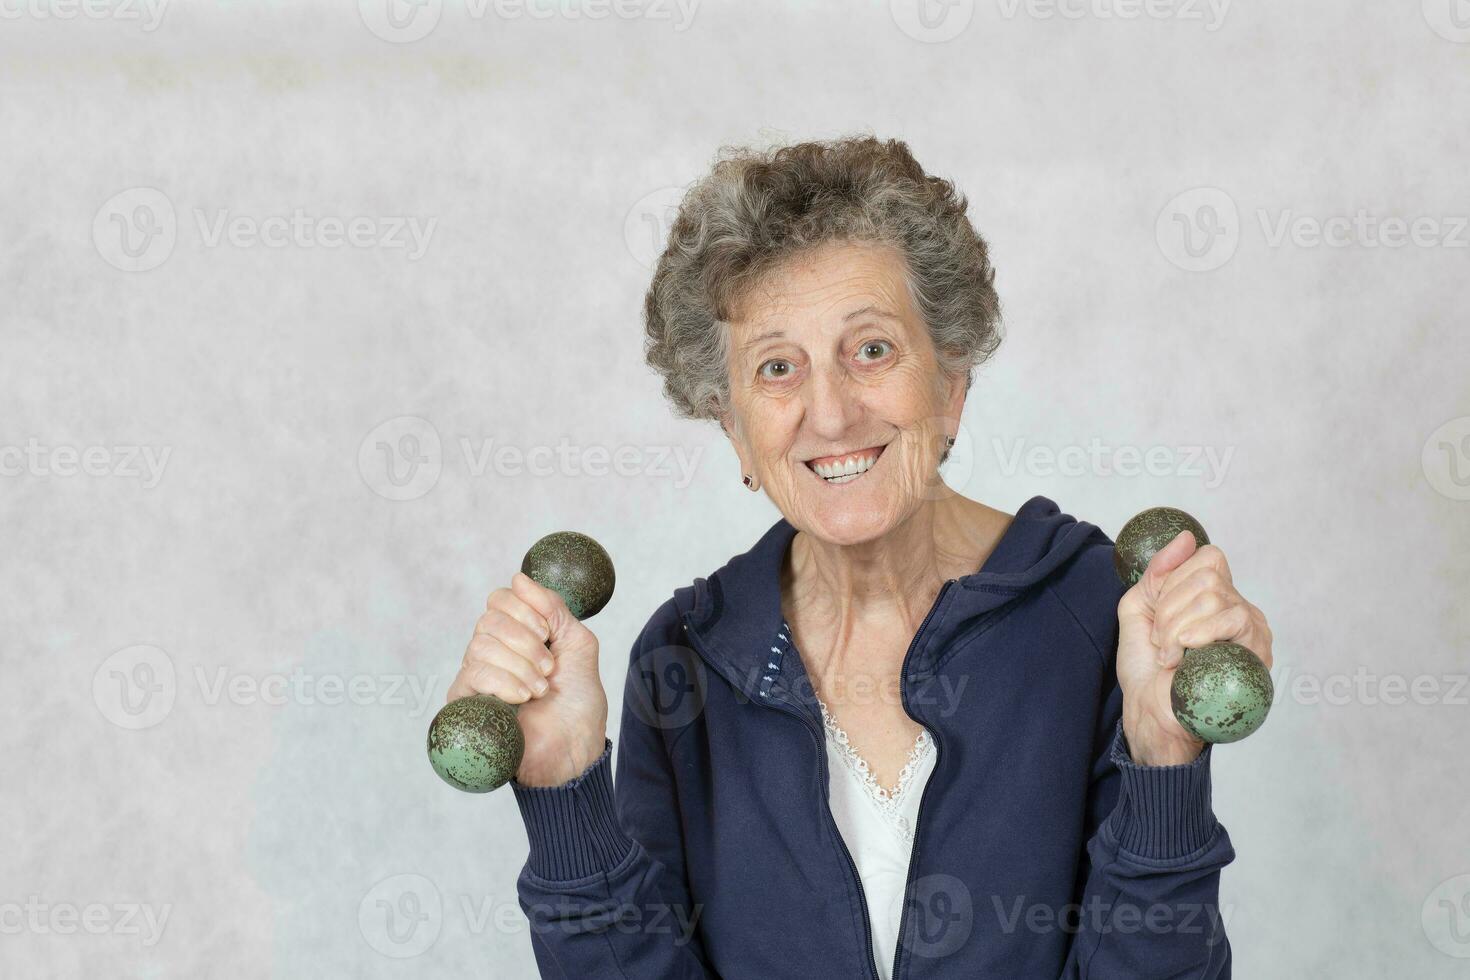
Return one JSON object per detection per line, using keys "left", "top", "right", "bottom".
{"left": 427, "top": 531, "right": 615, "bottom": 793}
{"left": 1115, "top": 506, "right": 1273, "bottom": 744}
{"left": 1170, "top": 641, "right": 1273, "bottom": 743}
{"left": 1113, "top": 506, "right": 1210, "bottom": 586}
{"left": 520, "top": 531, "right": 616, "bottom": 620}
{"left": 427, "top": 694, "right": 524, "bottom": 793}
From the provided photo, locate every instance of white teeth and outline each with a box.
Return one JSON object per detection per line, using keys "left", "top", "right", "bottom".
{"left": 812, "top": 451, "right": 879, "bottom": 481}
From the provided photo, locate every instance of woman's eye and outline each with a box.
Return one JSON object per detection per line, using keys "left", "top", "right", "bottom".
{"left": 758, "top": 359, "right": 794, "bottom": 381}
{"left": 857, "top": 340, "right": 892, "bottom": 361}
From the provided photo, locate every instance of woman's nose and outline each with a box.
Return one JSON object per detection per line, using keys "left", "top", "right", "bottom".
{"left": 803, "top": 364, "right": 862, "bottom": 439}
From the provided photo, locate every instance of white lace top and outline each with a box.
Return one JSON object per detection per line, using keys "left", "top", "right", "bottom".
{"left": 788, "top": 623, "right": 938, "bottom": 980}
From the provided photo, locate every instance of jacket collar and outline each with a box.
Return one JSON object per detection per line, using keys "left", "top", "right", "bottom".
{"left": 681, "top": 495, "right": 1105, "bottom": 706}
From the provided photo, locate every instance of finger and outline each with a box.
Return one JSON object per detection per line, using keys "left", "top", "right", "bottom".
{"left": 1159, "top": 544, "right": 1233, "bottom": 599}
{"left": 453, "top": 659, "right": 535, "bottom": 705}
{"left": 1249, "top": 604, "right": 1275, "bottom": 668}
{"left": 441, "top": 664, "right": 523, "bottom": 708}
{"left": 474, "top": 609, "right": 555, "bottom": 673}
{"left": 466, "top": 636, "right": 550, "bottom": 696}
{"left": 485, "top": 588, "right": 551, "bottom": 644}
{"left": 446, "top": 670, "right": 492, "bottom": 704}
{"left": 1123, "top": 529, "right": 1199, "bottom": 621}
{"left": 1174, "top": 604, "right": 1258, "bottom": 657}
{"left": 1155, "top": 592, "right": 1233, "bottom": 668}
{"left": 510, "top": 572, "right": 577, "bottom": 644}
{"left": 1151, "top": 567, "right": 1230, "bottom": 643}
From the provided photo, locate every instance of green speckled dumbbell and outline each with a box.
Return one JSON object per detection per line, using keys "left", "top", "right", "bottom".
{"left": 426, "top": 531, "right": 615, "bottom": 793}
{"left": 1115, "top": 507, "right": 1273, "bottom": 744}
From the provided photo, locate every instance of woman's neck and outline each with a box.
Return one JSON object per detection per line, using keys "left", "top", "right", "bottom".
{"left": 781, "top": 490, "right": 1013, "bottom": 642}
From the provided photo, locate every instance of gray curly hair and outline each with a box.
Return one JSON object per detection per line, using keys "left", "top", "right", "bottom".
{"left": 642, "top": 134, "right": 1003, "bottom": 422}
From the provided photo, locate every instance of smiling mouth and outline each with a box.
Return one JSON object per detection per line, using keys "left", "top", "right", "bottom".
{"left": 804, "top": 445, "right": 886, "bottom": 485}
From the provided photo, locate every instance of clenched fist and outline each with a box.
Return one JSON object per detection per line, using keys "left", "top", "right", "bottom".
{"left": 1116, "top": 531, "right": 1275, "bottom": 765}
{"left": 446, "top": 572, "right": 609, "bottom": 787}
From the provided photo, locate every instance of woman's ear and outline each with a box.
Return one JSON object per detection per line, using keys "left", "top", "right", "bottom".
{"left": 941, "top": 370, "right": 969, "bottom": 436}
{"left": 719, "top": 411, "right": 758, "bottom": 486}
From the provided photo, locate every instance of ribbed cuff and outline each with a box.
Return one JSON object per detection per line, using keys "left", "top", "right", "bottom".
{"left": 511, "top": 739, "right": 637, "bottom": 881}
{"left": 1106, "top": 720, "right": 1218, "bottom": 860}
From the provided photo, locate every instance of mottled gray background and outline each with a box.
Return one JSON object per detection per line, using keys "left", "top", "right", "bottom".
{"left": 3, "top": 0, "right": 1467, "bottom": 976}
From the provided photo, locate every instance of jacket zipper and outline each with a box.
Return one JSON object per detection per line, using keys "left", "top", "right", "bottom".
{"left": 681, "top": 620, "right": 882, "bottom": 980}
{"left": 680, "top": 576, "right": 955, "bottom": 980}
{"left": 889, "top": 579, "right": 955, "bottom": 980}
{"left": 771, "top": 694, "right": 883, "bottom": 980}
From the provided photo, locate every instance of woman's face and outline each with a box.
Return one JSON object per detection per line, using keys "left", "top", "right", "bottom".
{"left": 721, "top": 241, "right": 965, "bottom": 546}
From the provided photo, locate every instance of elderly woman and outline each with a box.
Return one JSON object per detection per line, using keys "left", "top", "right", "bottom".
{"left": 446, "top": 136, "right": 1273, "bottom": 979}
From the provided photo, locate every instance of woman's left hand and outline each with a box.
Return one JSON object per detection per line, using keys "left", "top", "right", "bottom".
{"left": 1115, "top": 530, "right": 1274, "bottom": 766}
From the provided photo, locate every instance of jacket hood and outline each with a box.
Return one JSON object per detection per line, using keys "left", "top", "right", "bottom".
{"left": 680, "top": 494, "right": 1110, "bottom": 706}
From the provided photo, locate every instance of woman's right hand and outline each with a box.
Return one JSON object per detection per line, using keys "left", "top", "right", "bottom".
{"left": 445, "top": 572, "right": 609, "bottom": 787}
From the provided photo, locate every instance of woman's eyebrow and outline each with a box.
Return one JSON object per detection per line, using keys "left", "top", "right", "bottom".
{"left": 738, "top": 329, "right": 785, "bottom": 353}
{"left": 843, "top": 304, "right": 900, "bottom": 322}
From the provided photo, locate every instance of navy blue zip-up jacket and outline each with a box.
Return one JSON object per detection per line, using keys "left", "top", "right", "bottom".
{"left": 511, "top": 495, "right": 1235, "bottom": 978}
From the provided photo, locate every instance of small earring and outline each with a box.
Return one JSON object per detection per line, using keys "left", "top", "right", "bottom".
{"left": 945, "top": 436, "right": 956, "bottom": 449}
{"left": 742, "top": 474, "right": 760, "bottom": 491}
